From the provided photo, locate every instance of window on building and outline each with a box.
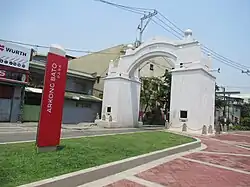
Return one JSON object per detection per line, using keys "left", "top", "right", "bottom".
{"left": 180, "top": 110, "right": 188, "bottom": 119}
{"left": 24, "top": 92, "right": 41, "bottom": 105}
{"left": 150, "top": 64, "right": 154, "bottom": 71}
{"left": 107, "top": 106, "right": 111, "bottom": 113}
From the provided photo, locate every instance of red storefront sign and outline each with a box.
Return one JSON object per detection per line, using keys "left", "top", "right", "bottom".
{"left": 0, "top": 70, "right": 5, "bottom": 77}
{"left": 36, "top": 52, "right": 68, "bottom": 148}
{"left": 0, "top": 67, "right": 29, "bottom": 84}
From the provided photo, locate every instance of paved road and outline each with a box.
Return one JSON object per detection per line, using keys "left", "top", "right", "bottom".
{"left": 0, "top": 128, "right": 157, "bottom": 143}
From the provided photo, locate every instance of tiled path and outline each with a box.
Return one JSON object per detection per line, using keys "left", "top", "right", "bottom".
{"left": 80, "top": 132, "right": 250, "bottom": 187}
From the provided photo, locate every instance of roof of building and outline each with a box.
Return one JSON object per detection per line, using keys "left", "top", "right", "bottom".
{"left": 25, "top": 87, "right": 102, "bottom": 102}
{"left": 68, "top": 44, "right": 126, "bottom": 76}
{"left": 34, "top": 52, "right": 76, "bottom": 59}
{"left": 230, "top": 94, "right": 250, "bottom": 99}
{"left": 29, "top": 61, "right": 96, "bottom": 80}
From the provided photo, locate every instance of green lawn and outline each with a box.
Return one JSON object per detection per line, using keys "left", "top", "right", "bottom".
{"left": 0, "top": 131, "right": 194, "bottom": 187}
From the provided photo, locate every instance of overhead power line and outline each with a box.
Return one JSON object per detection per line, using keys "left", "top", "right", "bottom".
{"left": 150, "top": 18, "right": 182, "bottom": 39}
{"left": 93, "top": 0, "right": 249, "bottom": 74}
{"left": 94, "top": 0, "right": 154, "bottom": 12}
{"left": 201, "top": 48, "right": 246, "bottom": 71}
{"left": 0, "top": 39, "right": 121, "bottom": 55}
{"left": 201, "top": 45, "right": 250, "bottom": 69}
{"left": 153, "top": 16, "right": 183, "bottom": 39}
{"left": 157, "top": 12, "right": 184, "bottom": 35}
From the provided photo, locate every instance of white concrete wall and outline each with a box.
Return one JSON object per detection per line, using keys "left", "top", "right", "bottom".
{"left": 170, "top": 67, "right": 215, "bottom": 132}
{"left": 175, "top": 43, "right": 202, "bottom": 64}
{"left": 102, "top": 75, "right": 141, "bottom": 127}
{"left": 99, "top": 33, "right": 216, "bottom": 130}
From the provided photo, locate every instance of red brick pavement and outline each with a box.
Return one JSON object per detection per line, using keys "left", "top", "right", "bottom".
{"left": 213, "top": 134, "right": 250, "bottom": 144}
{"left": 103, "top": 133, "right": 250, "bottom": 187}
{"left": 136, "top": 158, "right": 250, "bottom": 187}
{"left": 104, "top": 179, "right": 146, "bottom": 187}
{"left": 233, "top": 132, "right": 250, "bottom": 136}
{"left": 200, "top": 137, "right": 250, "bottom": 154}
{"left": 184, "top": 152, "right": 250, "bottom": 172}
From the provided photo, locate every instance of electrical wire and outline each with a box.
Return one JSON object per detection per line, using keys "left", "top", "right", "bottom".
{"left": 157, "top": 12, "right": 184, "bottom": 34}
{"left": 2, "top": 0, "right": 249, "bottom": 74}
{"left": 154, "top": 15, "right": 184, "bottom": 38}
{"left": 201, "top": 48, "right": 245, "bottom": 71}
{"left": 201, "top": 45, "right": 250, "bottom": 69}
{"left": 93, "top": 0, "right": 154, "bottom": 12}
{"left": 0, "top": 39, "right": 121, "bottom": 55}
{"left": 93, "top": 0, "right": 250, "bottom": 73}
{"left": 151, "top": 18, "right": 183, "bottom": 39}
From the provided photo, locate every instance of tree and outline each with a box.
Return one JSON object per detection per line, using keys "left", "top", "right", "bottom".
{"left": 140, "top": 70, "right": 172, "bottom": 124}
{"left": 162, "top": 70, "right": 172, "bottom": 116}
{"left": 140, "top": 77, "right": 165, "bottom": 114}
{"left": 241, "top": 103, "right": 250, "bottom": 118}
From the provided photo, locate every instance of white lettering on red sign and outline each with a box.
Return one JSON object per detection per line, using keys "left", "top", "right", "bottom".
{"left": 46, "top": 62, "right": 62, "bottom": 113}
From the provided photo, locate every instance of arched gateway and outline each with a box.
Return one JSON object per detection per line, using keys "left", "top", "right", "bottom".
{"left": 95, "top": 30, "right": 216, "bottom": 134}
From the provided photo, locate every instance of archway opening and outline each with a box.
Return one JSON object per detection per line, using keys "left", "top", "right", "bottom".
{"left": 128, "top": 53, "right": 176, "bottom": 126}
{"left": 127, "top": 50, "right": 177, "bottom": 78}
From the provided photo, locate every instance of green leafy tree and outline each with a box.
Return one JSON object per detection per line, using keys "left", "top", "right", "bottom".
{"left": 241, "top": 103, "right": 250, "bottom": 118}
{"left": 162, "top": 70, "right": 172, "bottom": 115}
{"left": 140, "top": 77, "right": 165, "bottom": 113}
{"left": 140, "top": 70, "right": 172, "bottom": 124}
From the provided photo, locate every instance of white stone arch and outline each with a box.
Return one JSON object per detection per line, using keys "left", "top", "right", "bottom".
{"left": 127, "top": 50, "right": 177, "bottom": 77}
{"left": 96, "top": 32, "right": 216, "bottom": 134}
{"left": 114, "top": 38, "right": 179, "bottom": 78}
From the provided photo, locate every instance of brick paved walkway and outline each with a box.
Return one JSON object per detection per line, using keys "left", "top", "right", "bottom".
{"left": 80, "top": 132, "right": 250, "bottom": 187}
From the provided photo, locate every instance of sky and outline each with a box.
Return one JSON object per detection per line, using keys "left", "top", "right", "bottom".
{"left": 1, "top": 0, "right": 250, "bottom": 93}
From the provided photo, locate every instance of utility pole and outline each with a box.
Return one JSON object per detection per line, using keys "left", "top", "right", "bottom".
{"left": 221, "top": 86, "right": 226, "bottom": 130}
{"left": 137, "top": 10, "right": 158, "bottom": 44}
{"left": 221, "top": 86, "right": 226, "bottom": 116}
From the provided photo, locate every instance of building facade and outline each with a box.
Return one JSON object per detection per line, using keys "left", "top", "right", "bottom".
{"left": 68, "top": 44, "right": 172, "bottom": 98}
{"left": 0, "top": 41, "right": 31, "bottom": 122}
{"left": 23, "top": 54, "right": 102, "bottom": 124}
{"left": 215, "top": 96, "right": 243, "bottom": 124}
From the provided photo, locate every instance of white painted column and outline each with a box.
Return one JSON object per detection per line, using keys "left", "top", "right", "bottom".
{"left": 170, "top": 67, "right": 216, "bottom": 134}
{"left": 97, "top": 74, "right": 141, "bottom": 128}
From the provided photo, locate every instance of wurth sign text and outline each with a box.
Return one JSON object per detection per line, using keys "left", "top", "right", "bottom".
{"left": 0, "top": 41, "right": 31, "bottom": 70}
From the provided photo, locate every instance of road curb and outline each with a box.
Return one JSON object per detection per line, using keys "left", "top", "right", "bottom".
{"left": 19, "top": 135, "right": 201, "bottom": 187}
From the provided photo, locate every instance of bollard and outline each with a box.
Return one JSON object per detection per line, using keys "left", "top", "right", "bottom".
{"left": 208, "top": 125, "right": 213, "bottom": 134}
{"left": 202, "top": 125, "right": 207, "bottom": 135}
{"left": 96, "top": 113, "right": 100, "bottom": 120}
{"left": 102, "top": 114, "right": 106, "bottom": 121}
{"left": 224, "top": 125, "right": 228, "bottom": 132}
{"left": 165, "top": 121, "right": 170, "bottom": 129}
{"left": 139, "top": 115, "right": 143, "bottom": 122}
{"left": 182, "top": 123, "right": 187, "bottom": 132}
{"left": 109, "top": 115, "right": 112, "bottom": 122}
{"left": 215, "top": 123, "right": 221, "bottom": 135}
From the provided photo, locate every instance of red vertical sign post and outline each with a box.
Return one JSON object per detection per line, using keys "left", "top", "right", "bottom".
{"left": 36, "top": 46, "right": 68, "bottom": 152}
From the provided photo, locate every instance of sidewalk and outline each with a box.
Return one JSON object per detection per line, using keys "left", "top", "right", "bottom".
{"left": 0, "top": 122, "right": 165, "bottom": 131}
{"left": 80, "top": 132, "right": 250, "bottom": 187}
